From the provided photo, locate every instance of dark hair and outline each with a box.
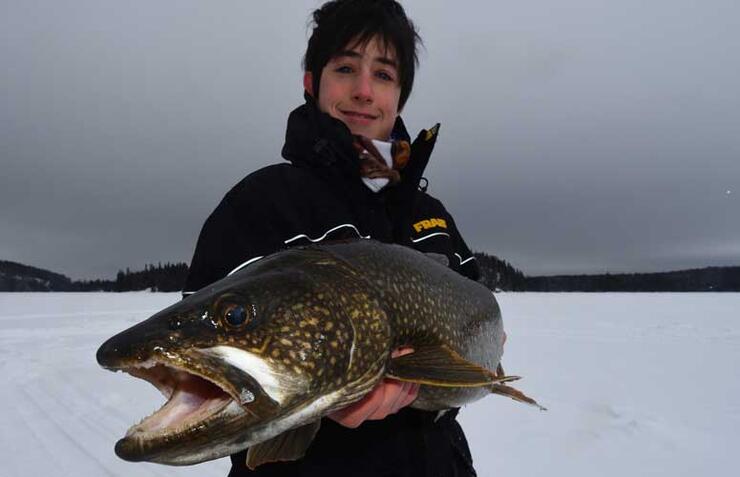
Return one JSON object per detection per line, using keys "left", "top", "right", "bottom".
{"left": 303, "top": 0, "right": 422, "bottom": 111}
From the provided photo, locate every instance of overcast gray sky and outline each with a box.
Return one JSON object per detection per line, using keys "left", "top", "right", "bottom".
{"left": 1, "top": 0, "right": 738, "bottom": 280}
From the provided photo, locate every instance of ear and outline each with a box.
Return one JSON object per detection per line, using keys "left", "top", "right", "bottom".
{"left": 303, "top": 72, "right": 314, "bottom": 97}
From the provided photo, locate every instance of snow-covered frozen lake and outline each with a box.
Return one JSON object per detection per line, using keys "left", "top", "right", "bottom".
{"left": 0, "top": 292, "right": 737, "bottom": 476}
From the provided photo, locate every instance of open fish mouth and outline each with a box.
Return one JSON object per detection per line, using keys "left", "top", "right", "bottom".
{"left": 125, "top": 362, "right": 234, "bottom": 436}
{"left": 112, "top": 359, "right": 248, "bottom": 461}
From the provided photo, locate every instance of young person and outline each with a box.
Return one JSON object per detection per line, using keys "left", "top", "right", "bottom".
{"left": 184, "top": 1, "right": 486, "bottom": 475}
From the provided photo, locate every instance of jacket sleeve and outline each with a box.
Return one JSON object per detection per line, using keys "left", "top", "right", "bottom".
{"left": 183, "top": 186, "right": 285, "bottom": 296}
{"left": 444, "top": 212, "right": 481, "bottom": 282}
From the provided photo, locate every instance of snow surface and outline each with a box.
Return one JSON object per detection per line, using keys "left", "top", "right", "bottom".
{"left": 0, "top": 292, "right": 737, "bottom": 476}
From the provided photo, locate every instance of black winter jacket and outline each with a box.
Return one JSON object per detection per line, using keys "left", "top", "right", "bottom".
{"left": 184, "top": 96, "right": 479, "bottom": 477}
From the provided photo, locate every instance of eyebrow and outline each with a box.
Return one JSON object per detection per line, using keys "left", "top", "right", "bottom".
{"left": 333, "top": 50, "right": 398, "bottom": 69}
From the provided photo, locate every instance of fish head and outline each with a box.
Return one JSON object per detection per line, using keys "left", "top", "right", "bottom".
{"left": 96, "top": 258, "right": 388, "bottom": 465}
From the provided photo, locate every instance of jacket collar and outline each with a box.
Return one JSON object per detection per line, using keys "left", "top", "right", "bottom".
{"left": 281, "top": 94, "right": 412, "bottom": 176}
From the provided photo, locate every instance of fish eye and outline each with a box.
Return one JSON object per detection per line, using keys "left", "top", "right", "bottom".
{"left": 224, "top": 305, "right": 248, "bottom": 328}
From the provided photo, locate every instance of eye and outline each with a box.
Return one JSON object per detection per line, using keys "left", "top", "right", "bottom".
{"left": 224, "top": 305, "right": 249, "bottom": 328}
{"left": 335, "top": 65, "right": 353, "bottom": 74}
{"left": 376, "top": 71, "right": 395, "bottom": 82}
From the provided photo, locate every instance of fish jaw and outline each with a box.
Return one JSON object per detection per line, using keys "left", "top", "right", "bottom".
{"left": 105, "top": 358, "right": 243, "bottom": 464}
{"left": 103, "top": 345, "right": 386, "bottom": 466}
{"left": 100, "top": 344, "right": 289, "bottom": 465}
{"left": 97, "top": 331, "right": 386, "bottom": 466}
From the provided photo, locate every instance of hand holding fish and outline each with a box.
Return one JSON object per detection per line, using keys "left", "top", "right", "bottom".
{"left": 328, "top": 332, "right": 506, "bottom": 428}
{"left": 328, "top": 347, "right": 420, "bottom": 428}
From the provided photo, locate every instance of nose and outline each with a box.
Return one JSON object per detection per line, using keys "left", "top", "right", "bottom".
{"left": 96, "top": 310, "right": 178, "bottom": 367}
{"left": 352, "top": 72, "right": 374, "bottom": 104}
{"left": 96, "top": 328, "right": 138, "bottom": 367}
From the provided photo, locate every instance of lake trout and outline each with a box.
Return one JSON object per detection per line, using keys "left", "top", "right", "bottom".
{"left": 96, "top": 240, "right": 541, "bottom": 469}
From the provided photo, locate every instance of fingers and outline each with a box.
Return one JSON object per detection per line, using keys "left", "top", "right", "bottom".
{"left": 391, "top": 346, "right": 414, "bottom": 358}
{"left": 382, "top": 346, "right": 417, "bottom": 414}
{"left": 377, "top": 378, "right": 406, "bottom": 415}
{"left": 327, "top": 379, "right": 420, "bottom": 428}
{"left": 396, "top": 382, "right": 420, "bottom": 409}
{"left": 327, "top": 346, "right": 421, "bottom": 429}
{"left": 387, "top": 381, "right": 419, "bottom": 412}
{"left": 328, "top": 384, "right": 386, "bottom": 428}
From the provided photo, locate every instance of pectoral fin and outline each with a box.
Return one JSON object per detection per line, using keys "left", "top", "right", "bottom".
{"left": 490, "top": 383, "right": 547, "bottom": 411}
{"left": 386, "top": 344, "right": 520, "bottom": 387}
{"left": 246, "top": 420, "right": 321, "bottom": 470}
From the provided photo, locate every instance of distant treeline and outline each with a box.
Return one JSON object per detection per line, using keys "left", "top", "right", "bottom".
{"left": 473, "top": 252, "right": 527, "bottom": 291}
{"left": 77, "top": 263, "right": 189, "bottom": 292}
{"left": 3, "top": 257, "right": 740, "bottom": 292}
{"left": 0, "top": 260, "right": 76, "bottom": 292}
{"left": 472, "top": 254, "right": 740, "bottom": 292}
{"left": 525, "top": 266, "right": 740, "bottom": 292}
{"left": 0, "top": 260, "right": 188, "bottom": 292}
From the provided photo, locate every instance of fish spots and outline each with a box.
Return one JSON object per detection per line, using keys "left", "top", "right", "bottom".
{"left": 280, "top": 338, "right": 293, "bottom": 347}
{"left": 299, "top": 316, "right": 320, "bottom": 328}
{"left": 324, "top": 321, "right": 334, "bottom": 331}
{"left": 271, "top": 349, "right": 281, "bottom": 358}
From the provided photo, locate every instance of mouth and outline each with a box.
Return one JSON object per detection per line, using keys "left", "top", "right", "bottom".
{"left": 124, "top": 362, "right": 235, "bottom": 436}
{"left": 110, "top": 358, "right": 248, "bottom": 461}
{"left": 340, "top": 110, "right": 378, "bottom": 122}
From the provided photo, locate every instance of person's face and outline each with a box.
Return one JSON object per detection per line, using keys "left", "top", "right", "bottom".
{"left": 304, "top": 37, "right": 402, "bottom": 141}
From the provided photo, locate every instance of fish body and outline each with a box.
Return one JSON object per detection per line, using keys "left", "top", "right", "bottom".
{"left": 96, "top": 240, "right": 539, "bottom": 468}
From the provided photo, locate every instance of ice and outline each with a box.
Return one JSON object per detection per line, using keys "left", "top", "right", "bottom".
{"left": 1, "top": 291, "right": 738, "bottom": 476}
